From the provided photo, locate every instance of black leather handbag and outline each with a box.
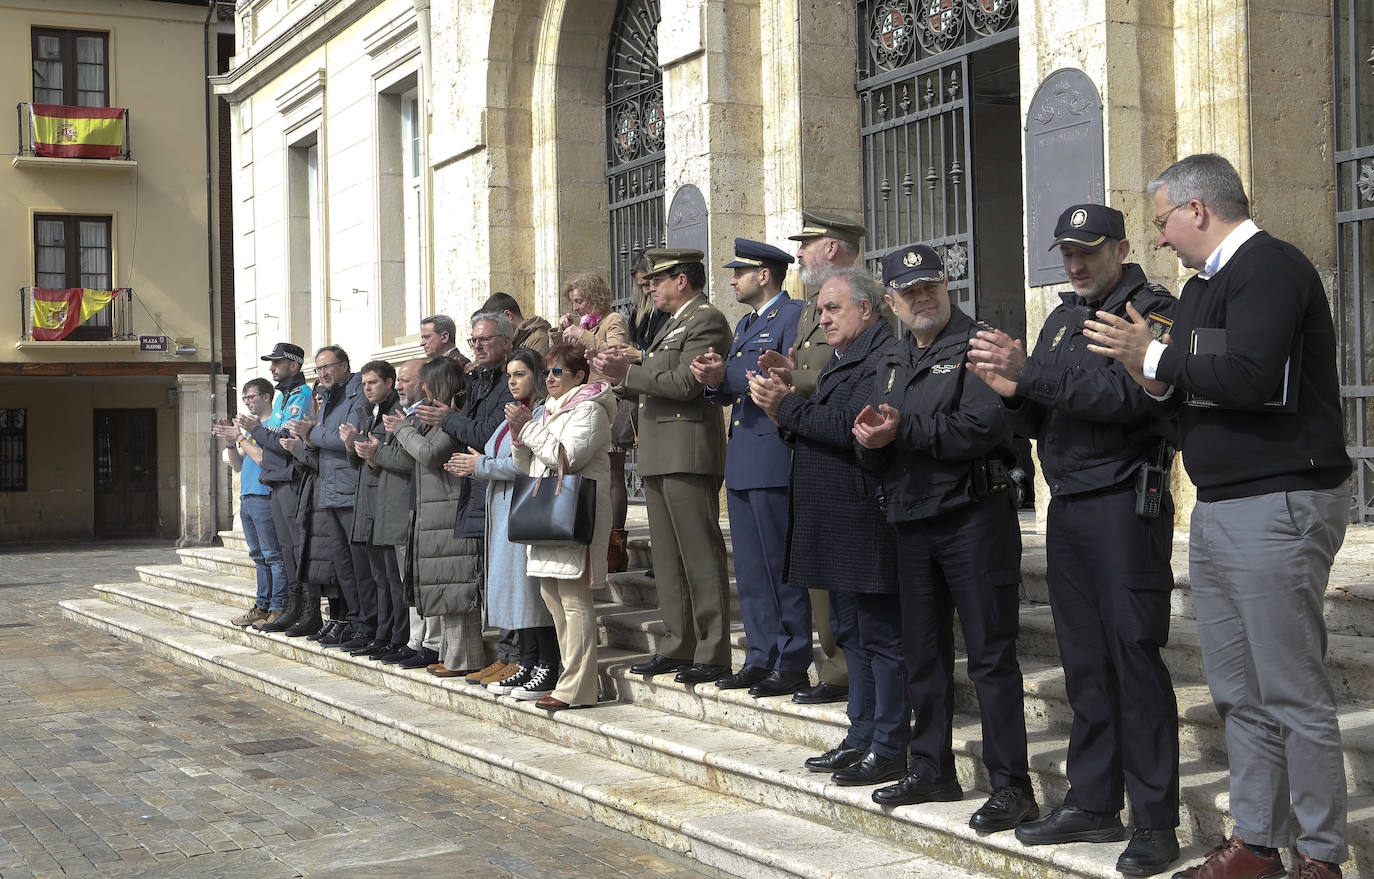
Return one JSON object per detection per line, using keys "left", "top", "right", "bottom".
{"left": 508, "top": 444, "right": 596, "bottom": 546}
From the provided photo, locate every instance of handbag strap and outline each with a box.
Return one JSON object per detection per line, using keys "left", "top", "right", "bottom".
{"left": 529, "top": 443, "right": 570, "bottom": 498}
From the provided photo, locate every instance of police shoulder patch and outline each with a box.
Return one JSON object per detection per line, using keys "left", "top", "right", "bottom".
{"left": 1144, "top": 312, "right": 1174, "bottom": 341}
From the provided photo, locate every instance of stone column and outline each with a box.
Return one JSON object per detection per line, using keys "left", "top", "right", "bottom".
{"left": 659, "top": 0, "right": 764, "bottom": 321}
{"left": 176, "top": 373, "right": 231, "bottom": 546}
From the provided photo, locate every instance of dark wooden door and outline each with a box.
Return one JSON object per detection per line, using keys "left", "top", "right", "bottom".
{"left": 93, "top": 408, "right": 158, "bottom": 538}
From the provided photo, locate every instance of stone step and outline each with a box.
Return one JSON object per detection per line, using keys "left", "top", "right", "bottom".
{"left": 59, "top": 597, "right": 990, "bottom": 879}
{"left": 1019, "top": 536, "right": 1374, "bottom": 638}
{"left": 61, "top": 590, "right": 1227, "bottom": 879}
{"left": 69, "top": 576, "right": 1374, "bottom": 879}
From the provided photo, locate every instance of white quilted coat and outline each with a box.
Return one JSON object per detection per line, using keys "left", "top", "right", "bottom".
{"left": 512, "top": 381, "right": 615, "bottom": 582}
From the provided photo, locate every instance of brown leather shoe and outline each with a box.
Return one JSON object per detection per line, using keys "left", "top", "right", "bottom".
{"left": 1172, "top": 836, "right": 1285, "bottom": 879}
{"left": 481, "top": 661, "right": 519, "bottom": 684}
{"left": 607, "top": 529, "right": 629, "bottom": 573}
{"left": 426, "top": 663, "right": 448, "bottom": 673}
{"left": 232, "top": 605, "right": 268, "bottom": 627}
{"left": 251, "top": 610, "right": 283, "bottom": 630}
{"left": 535, "top": 696, "right": 572, "bottom": 710}
{"left": 430, "top": 665, "right": 468, "bottom": 677}
{"left": 1289, "top": 850, "right": 1343, "bottom": 879}
{"left": 465, "top": 660, "right": 507, "bottom": 685}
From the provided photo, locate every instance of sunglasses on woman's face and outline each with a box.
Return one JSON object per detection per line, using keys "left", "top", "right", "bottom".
{"left": 542, "top": 368, "right": 567, "bottom": 377}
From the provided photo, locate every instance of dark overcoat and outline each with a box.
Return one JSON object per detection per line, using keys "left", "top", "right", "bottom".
{"left": 775, "top": 318, "right": 897, "bottom": 593}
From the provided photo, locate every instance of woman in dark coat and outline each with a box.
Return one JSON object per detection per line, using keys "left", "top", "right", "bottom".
{"left": 749, "top": 266, "right": 907, "bottom": 788}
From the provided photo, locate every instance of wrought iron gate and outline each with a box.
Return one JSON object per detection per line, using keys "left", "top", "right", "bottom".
{"left": 1335, "top": 0, "right": 1374, "bottom": 521}
{"left": 605, "top": 0, "right": 663, "bottom": 503}
{"left": 606, "top": 0, "right": 664, "bottom": 312}
{"left": 857, "top": 0, "right": 1018, "bottom": 316}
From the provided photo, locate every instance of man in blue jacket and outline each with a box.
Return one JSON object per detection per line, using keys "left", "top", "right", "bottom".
{"left": 238, "top": 342, "right": 313, "bottom": 625}
{"left": 692, "top": 238, "right": 811, "bottom": 697}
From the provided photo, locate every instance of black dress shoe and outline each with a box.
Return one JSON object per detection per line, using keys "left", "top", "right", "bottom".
{"left": 348, "top": 640, "right": 388, "bottom": 657}
{"left": 629, "top": 654, "right": 690, "bottom": 676}
{"left": 832, "top": 752, "right": 907, "bottom": 787}
{"left": 320, "top": 626, "right": 354, "bottom": 647}
{"left": 871, "top": 773, "right": 963, "bottom": 806}
{"left": 308, "top": 620, "right": 340, "bottom": 642}
{"left": 675, "top": 663, "right": 730, "bottom": 685}
{"left": 380, "top": 646, "right": 417, "bottom": 664}
{"left": 336, "top": 635, "right": 374, "bottom": 652}
{"left": 716, "top": 665, "right": 770, "bottom": 690}
{"left": 1116, "top": 828, "right": 1179, "bottom": 877}
{"left": 370, "top": 643, "right": 407, "bottom": 661}
{"left": 644, "top": 568, "right": 654, "bottom": 579}
{"left": 748, "top": 670, "right": 810, "bottom": 698}
{"left": 1014, "top": 804, "right": 1126, "bottom": 846}
{"left": 398, "top": 648, "right": 439, "bottom": 669}
{"left": 804, "top": 745, "right": 864, "bottom": 773}
{"left": 792, "top": 682, "right": 849, "bottom": 704}
{"left": 969, "top": 786, "right": 1039, "bottom": 833}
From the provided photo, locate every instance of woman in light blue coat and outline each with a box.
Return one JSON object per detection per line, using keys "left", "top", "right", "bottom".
{"left": 447, "top": 348, "right": 558, "bottom": 697}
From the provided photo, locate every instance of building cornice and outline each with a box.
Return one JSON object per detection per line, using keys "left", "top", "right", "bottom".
{"left": 210, "top": 0, "right": 383, "bottom": 103}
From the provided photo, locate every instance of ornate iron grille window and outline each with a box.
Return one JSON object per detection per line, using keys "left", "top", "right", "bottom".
{"left": 606, "top": 0, "right": 665, "bottom": 311}
{"left": 0, "top": 409, "right": 25, "bottom": 492}
{"left": 1334, "top": 0, "right": 1374, "bottom": 521}
{"left": 857, "top": 0, "right": 1017, "bottom": 315}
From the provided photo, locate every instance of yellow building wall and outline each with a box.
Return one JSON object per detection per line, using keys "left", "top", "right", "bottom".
{"left": 0, "top": 380, "right": 180, "bottom": 541}
{"left": 0, "top": 0, "right": 214, "bottom": 365}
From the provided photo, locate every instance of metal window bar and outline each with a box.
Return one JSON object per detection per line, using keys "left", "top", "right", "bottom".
{"left": 19, "top": 286, "right": 135, "bottom": 340}
{"left": 1333, "top": 0, "right": 1374, "bottom": 521}
{"left": 15, "top": 102, "right": 131, "bottom": 159}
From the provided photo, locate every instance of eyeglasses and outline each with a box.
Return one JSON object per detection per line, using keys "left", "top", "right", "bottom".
{"left": 241, "top": 393, "right": 263, "bottom": 402}
{"left": 469, "top": 334, "right": 498, "bottom": 346}
{"left": 1152, "top": 203, "right": 1183, "bottom": 234}
{"left": 315, "top": 360, "right": 344, "bottom": 369}
{"left": 542, "top": 367, "right": 568, "bottom": 377}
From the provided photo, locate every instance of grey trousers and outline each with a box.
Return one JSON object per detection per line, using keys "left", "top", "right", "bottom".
{"left": 1190, "top": 484, "right": 1349, "bottom": 863}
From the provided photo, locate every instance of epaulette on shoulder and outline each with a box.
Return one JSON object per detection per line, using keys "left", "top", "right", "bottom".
{"left": 697, "top": 303, "right": 711, "bottom": 310}
{"left": 974, "top": 319, "right": 996, "bottom": 333}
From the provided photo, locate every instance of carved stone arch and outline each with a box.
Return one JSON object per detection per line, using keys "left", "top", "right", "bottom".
{"left": 529, "top": 0, "right": 618, "bottom": 320}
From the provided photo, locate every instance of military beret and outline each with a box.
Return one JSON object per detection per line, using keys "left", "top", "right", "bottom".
{"left": 1048, "top": 203, "right": 1126, "bottom": 251}
{"left": 722, "top": 238, "right": 795, "bottom": 270}
{"left": 786, "top": 210, "right": 867, "bottom": 246}
{"left": 881, "top": 244, "right": 945, "bottom": 288}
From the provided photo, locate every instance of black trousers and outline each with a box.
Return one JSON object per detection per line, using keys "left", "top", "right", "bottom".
{"left": 320, "top": 506, "right": 377, "bottom": 639}
{"left": 896, "top": 492, "right": 1030, "bottom": 791}
{"left": 1047, "top": 487, "right": 1179, "bottom": 827}
{"left": 366, "top": 543, "right": 408, "bottom": 646}
{"left": 267, "top": 479, "right": 301, "bottom": 587}
{"left": 830, "top": 590, "right": 908, "bottom": 759}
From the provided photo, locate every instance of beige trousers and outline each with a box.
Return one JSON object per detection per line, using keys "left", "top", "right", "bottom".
{"left": 540, "top": 574, "right": 599, "bottom": 706}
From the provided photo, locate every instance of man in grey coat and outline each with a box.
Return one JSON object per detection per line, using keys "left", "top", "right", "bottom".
{"left": 342, "top": 360, "right": 405, "bottom": 658}
{"left": 287, "top": 345, "right": 378, "bottom": 650}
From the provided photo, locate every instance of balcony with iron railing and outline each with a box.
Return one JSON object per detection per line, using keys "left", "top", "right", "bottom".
{"left": 18, "top": 286, "right": 135, "bottom": 344}
{"left": 14, "top": 102, "right": 134, "bottom": 169}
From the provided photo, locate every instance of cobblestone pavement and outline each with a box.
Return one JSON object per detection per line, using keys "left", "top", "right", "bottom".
{"left": 0, "top": 541, "right": 721, "bottom": 879}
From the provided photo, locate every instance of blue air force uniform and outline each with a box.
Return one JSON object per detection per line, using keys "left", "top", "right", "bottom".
{"left": 706, "top": 239, "right": 812, "bottom": 681}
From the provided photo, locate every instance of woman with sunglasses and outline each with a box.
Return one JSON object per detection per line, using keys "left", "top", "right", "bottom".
{"left": 446, "top": 348, "right": 559, "bottom": 697}
{"left": 509, "top": 345, "right": 616, "bottom": 710}
{"left": 557, "top": 272, "right": 633, "bottom": 573}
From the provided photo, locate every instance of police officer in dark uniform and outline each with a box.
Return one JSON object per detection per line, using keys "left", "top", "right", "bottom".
{"left": 967, "top": 204, "right": 1181, "bottom": 875}
{"left": 854, "top": 244, "right": 1037, "bottom": 833}
{"left": 692, "top": 239, "right": 811, "bottom": 697}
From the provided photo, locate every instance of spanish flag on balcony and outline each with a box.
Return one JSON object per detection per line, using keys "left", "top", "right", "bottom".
{"left": 29, "top": 103, "right": 126, "bottom": 159}
{"left": 30, "top": 287, "right": 116, "bottom": 341}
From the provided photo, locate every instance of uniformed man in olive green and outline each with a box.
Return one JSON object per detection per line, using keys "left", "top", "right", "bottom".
{"left": 754, "top": 209, "right": 867, "bottom": 704}
{"left": 592, "top": 249, "right": 736, "bottom": 684}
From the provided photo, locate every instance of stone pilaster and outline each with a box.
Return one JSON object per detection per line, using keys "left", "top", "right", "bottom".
{"left": 176, "top": 373, "right": 231, "bottom": 546}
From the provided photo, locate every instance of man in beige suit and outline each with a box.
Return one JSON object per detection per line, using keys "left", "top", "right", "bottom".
{"left": 755, "top": 209, "right": 867, "bottom": 705}
{"left": 593, "top": 249, "right": 735, "bottom": 684}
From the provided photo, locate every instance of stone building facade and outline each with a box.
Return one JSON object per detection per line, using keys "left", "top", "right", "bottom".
{"left": 0, "top": 0, "right": 234, "bottom": 543}
{"left": 217, "top": 0, "right": 1374, "bottom": 525}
